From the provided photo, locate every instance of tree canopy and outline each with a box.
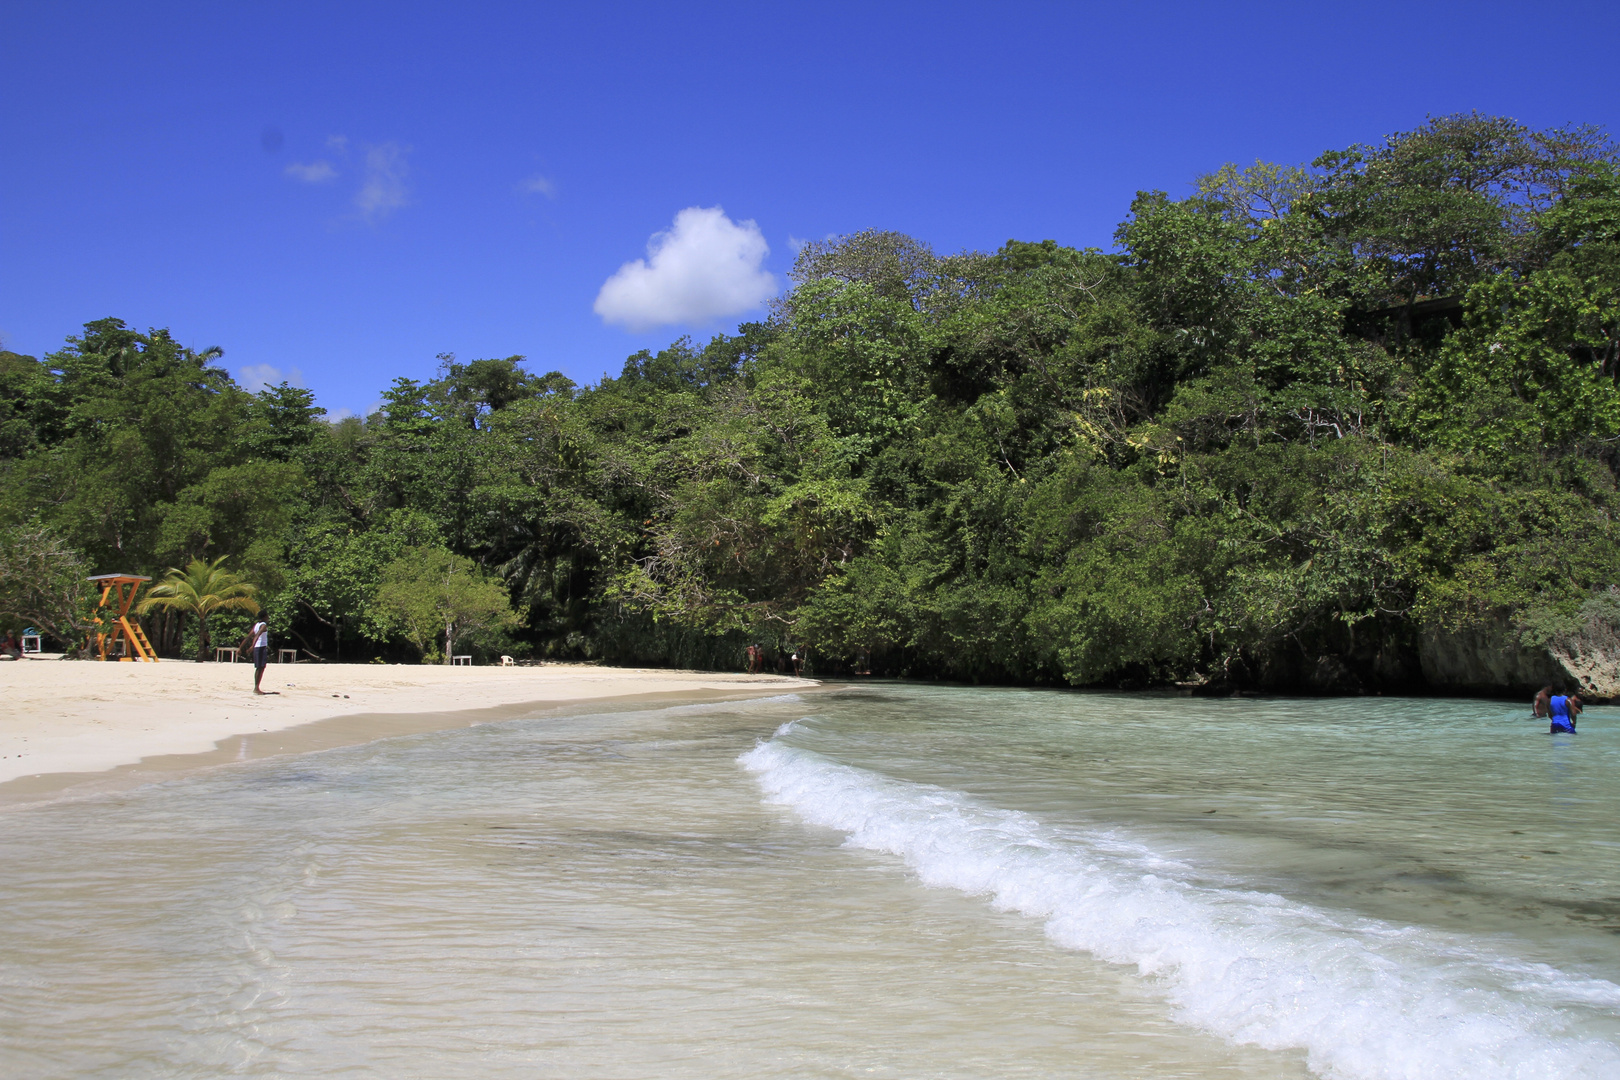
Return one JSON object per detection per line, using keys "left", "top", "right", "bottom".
{"left": 4, "top": 113, "right": 1619, "bottom": 689}
{"left": 375, "top": 546, "right": 521, "bottom": 663}
{"left": 137, "top": 556, "right": 260, "bottom": 662}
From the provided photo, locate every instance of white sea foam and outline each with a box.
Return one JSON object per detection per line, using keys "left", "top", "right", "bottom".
{"left": 740, "top": 738, "right": 1620, "bottom": 1080}
{"left": 545, "top": 694, "right": 808, "bottom": 730}
{"left": 660, "top": 693, "right": 806, "bottom": 716}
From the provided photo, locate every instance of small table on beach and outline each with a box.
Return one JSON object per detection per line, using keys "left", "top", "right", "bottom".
{"left": 215, "top": 647, "right": 239, "bottom": 663}
{"left": 452, "top": 655, "right": 472, "bottom": 666}
{"left": 278, "top": 648, "right": 298, "bottom": 664}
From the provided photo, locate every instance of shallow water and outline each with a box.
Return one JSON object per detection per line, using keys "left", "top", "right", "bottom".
{"left": 2, "top": 687, "right": 1617, "bottom": 1078}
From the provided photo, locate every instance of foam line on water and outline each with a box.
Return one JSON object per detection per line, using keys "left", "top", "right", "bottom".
{"left": 660, "top": 693, "right": 806, "bottom": 716}
{"left": 740, "top": 738, "right": 1620, "bottom": 1080}
{"left": 535, "top": 694, "right": 808, "bottom": 729}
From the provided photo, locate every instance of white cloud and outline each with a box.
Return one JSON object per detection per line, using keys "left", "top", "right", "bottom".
{"left": 284, "top": 160, "right": 337, "bottom": 183}
{"left": 594, "top": 206, "right": 777, "bottom": 332}
{"left": 355, "top": 142, "right": 410, "bottom": 221}
{"left": 520, "top": 173, "right": 557, "bottom": 198}
{"left": 787, "top": 234, "right": 809, "bottom": 254}
{"left": 237, "top": 364, "right": 305, "bottom": 394}
{"left": 323, "top": 400, "right": 380, "bottom": 423}
{"left": 326, "top": 134, "right": 349, "bottom": 154}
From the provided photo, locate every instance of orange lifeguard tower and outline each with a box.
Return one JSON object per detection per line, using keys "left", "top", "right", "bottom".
{"left": 88, "top": 574, "right": 159, "bottom": 662}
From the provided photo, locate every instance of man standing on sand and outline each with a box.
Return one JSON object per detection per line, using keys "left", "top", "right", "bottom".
{"left": 239, "top": 618, "right": 272, "bottom": 695}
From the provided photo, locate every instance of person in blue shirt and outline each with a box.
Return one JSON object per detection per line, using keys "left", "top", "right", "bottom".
{"left": 1548, "top": 686, "right": 1580, "bottom": 734}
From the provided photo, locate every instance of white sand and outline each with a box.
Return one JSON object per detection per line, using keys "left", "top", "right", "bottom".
{"left": 0, "top": 657, "right": 815, "bottom": 787}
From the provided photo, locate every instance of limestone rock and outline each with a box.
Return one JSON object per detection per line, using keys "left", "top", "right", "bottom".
{"left": 1549, "top": 643, "right": 1620, "bottom": 700}
{"left": 1420, "top": 614, "right": 1620, "bottom": 702}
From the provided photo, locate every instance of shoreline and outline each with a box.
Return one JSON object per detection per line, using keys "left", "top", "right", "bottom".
{"left": 0, "top": 659, "right": 819, "bottom": 809}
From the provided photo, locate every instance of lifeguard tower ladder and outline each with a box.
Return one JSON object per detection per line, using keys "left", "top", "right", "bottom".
{"left": 88, "top": 574, "right": 159, "bottom": 662}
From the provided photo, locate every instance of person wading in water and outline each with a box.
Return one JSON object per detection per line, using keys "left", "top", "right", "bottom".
{"left": 1548, "top": 686, "right": 1580, "bottom": 734}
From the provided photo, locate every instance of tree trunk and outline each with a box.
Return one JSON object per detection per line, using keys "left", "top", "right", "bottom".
{"left": 444, "top": 620, "right": 455, "bottom": 665}
{"left": 298, "top": 599, "right": 342, "bottom": 659}
{"left": 198, "top": 614, "right": 210, "bottom": 663}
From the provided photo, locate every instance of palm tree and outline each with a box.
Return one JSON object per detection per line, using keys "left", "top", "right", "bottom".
{"left": 137, "top": 556, "right": 260, "bottom": 661}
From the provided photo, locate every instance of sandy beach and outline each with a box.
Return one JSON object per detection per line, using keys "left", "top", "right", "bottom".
{"left": 0, "top": 657, "right": 815, "bottom": 803}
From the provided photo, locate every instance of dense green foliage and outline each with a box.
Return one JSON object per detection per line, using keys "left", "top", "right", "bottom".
{"left": 136, "top": 557, "right": 260, "bottom": 662}
{"left": 6, "top": 114, "right": 1620, "bottom": 687}
{"left": 0, "top": 521, "right": 94, "bottom": 648}
{"left": 375, "top": 546, "right": 522, "bottom": 663}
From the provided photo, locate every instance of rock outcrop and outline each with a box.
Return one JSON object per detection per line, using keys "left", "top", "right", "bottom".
{"left": 1420, "top": 607, "right": 1620, "bottom": 702}
{"left": 1548, "top": 643, "right": 1620, "bottom": 700}
{"left": 1419, "top": 623, "right": 1565, "bottom": 698}
{"left": 1184, "top": 598, "right": 1620, "bottom": 700}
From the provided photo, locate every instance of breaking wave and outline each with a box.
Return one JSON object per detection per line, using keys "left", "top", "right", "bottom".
{"left": 741, "top": 737, "right": 1620, "bottom": 1080}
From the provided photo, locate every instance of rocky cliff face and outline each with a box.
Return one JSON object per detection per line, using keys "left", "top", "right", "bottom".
{"left": 1549, "top": 643, "right": 1620, "bottom": 700}
{"left": 1419, "top": 624, "right": 1565, "bottom": 699}
{"left": 1183, "top": 601, "right": 1620, "bottom": 700}
{"left": 1419, "top": 614, "right": 1620, "bottom": 702}
{"left": 1207, "top": 615, "right": 1427, "bottom": 696}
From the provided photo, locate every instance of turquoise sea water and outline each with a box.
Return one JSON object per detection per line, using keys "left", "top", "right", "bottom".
{"left": 2, "top": 686, "right": 1618, "bottom": 1078}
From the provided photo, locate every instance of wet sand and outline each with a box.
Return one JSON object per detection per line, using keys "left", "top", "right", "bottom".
{"left": 0, "top": 658, "right": 816, "bottom": 807}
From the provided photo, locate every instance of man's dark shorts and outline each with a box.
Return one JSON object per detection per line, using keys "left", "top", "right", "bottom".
{"left": 253, "top": 645, "right": 268, "bottom": 670}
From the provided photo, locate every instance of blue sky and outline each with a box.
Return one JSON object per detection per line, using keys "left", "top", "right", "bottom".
{"left": 3, "top": 1, "right": 1618, "bottom": 418}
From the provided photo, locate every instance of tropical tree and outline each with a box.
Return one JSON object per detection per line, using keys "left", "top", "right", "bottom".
{"left": 0, "top": 520, "right": 95, "bottom": 652}
{"left": 137, "top": 556, "right": 260, "bottom": 661}
{"left": 375, "top": 545, "right": 521, "bottom": 663}
{"left": 12, "top": 114, "right": 1620, "bottom": 692}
